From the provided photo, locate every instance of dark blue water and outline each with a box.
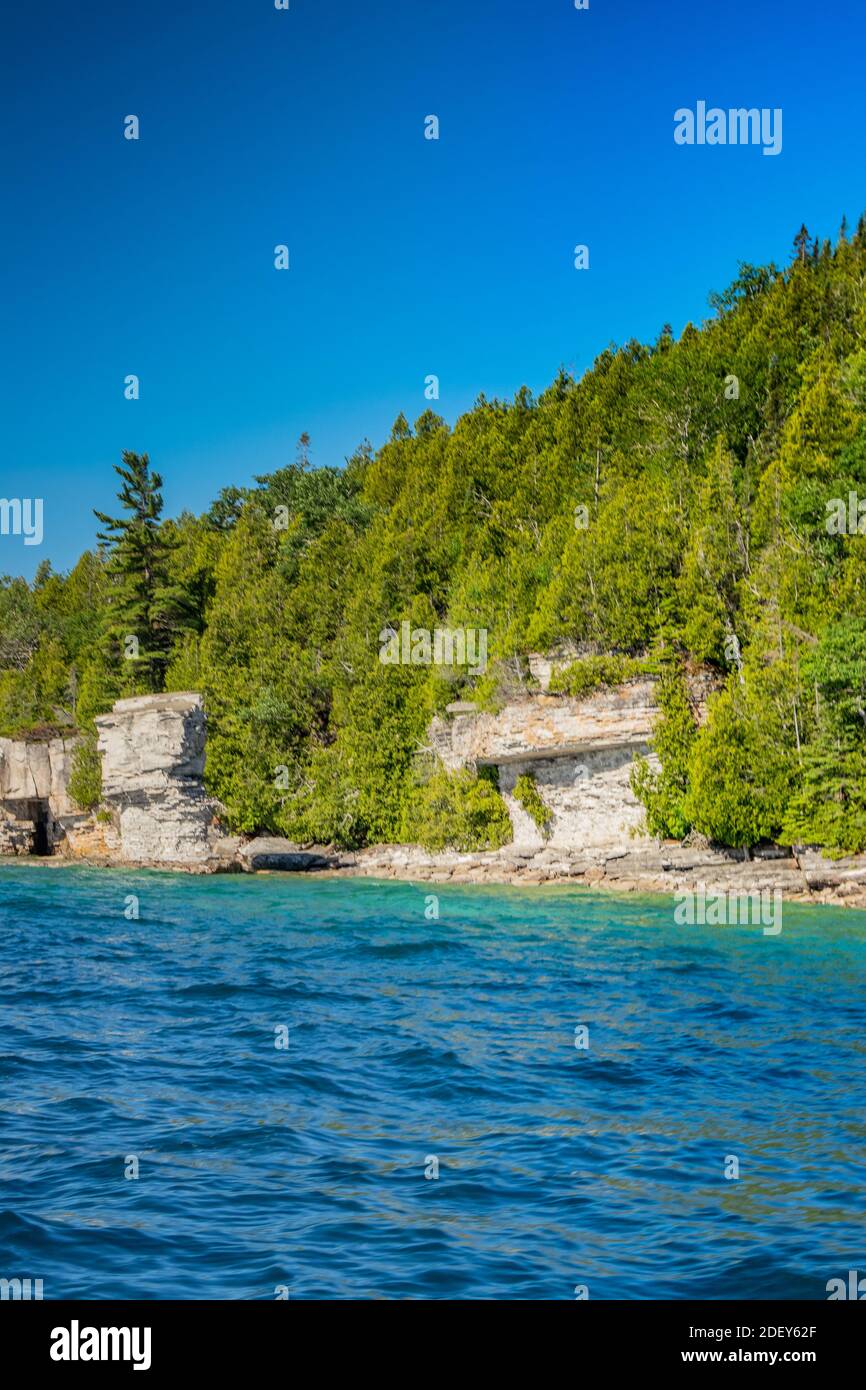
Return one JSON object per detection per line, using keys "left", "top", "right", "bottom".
{"left": 1, "top": 863, "right": 865, "bottom": 1299}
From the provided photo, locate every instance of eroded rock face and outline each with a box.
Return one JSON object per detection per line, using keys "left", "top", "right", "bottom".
{"left": 0, "top": 811, "right": 37, "bottom": 855}
{"left": 497, "top": 748, "right": 649, "bottom": 851}
{"left": 430, "top": 681, "right": 659, "bottom": 769}
{"left": 430, "top": 682, "right": 660, "bottom": 852}
{"left": 0, "top": 736, "right": 78, "bottom": 811}
{"left": 95, "top": 693, "right": 213, "bottom": 864}
{"left": 429, "top": 677, "right": 724, "bottom": 854}
{"left": 0, "top": 735, "right": 81, "bottom": 853}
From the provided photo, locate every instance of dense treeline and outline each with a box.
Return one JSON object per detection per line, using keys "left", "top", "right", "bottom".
{"left": 2, "top": 217, "right": 866, "bottom": 854}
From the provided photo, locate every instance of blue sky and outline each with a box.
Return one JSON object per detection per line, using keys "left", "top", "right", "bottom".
{"left": 2, "top": 0, "right": 864, "bottom": 578}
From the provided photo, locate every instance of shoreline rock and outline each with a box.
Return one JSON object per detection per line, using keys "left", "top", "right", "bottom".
{"left": 4, "top": 689, "right": 866, "bottom": 912}
{"left": 95, "top": 694, "right": 216, "bottom": 865}
{"left": 6, "top": 836, "right": 866, "bottom": 912}
{"left": 329, "top": 841, "right": 847, "bottom": 904}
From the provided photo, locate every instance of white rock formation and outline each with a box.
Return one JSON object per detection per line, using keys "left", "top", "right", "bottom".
{"left": 0, "top": 735, "right": 81, "bottom": 853}
{"left": 430, "top": 681, "right": 660, "bottom": 852}
{"left": 0, "top": 735, "right": 78, "bottom": 809}
{"left": 431, "top": 681, "right": 659, "bottom": 768}
{"left": 95, "top": 693, "right": 213, "bottom": 864}
{"left": 237, "top": 838, "right": 348, "bottom": 871}
{"left": 526, "top": 644, "right": 582, "bottom": 691}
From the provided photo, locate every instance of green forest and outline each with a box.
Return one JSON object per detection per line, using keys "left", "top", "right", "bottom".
{"left": 3, "top": 217, "right": 866, "bottom": 856}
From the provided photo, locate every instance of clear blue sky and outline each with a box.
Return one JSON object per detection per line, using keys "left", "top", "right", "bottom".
{"left": 2, "top": 0, "right": 864, "bottom": 579}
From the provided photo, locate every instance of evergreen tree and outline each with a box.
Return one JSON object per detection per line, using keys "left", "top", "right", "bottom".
{"left": 793, "top": 224, "right": 811, "bottom": 265}
{"left": 3, "top": 212, "right": 865, "bottom": 853}
{"left": 782, "top": 620, "right": 866, "bottom": 854}
{"left": 630, "top": 666, "right": 698, "bottom": 839}
{"left": 94, "top": 452, "right": 193, "bottom": 691}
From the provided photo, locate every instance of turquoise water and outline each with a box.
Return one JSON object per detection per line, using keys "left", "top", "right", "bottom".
{"left": 1, "top": 863, "right": 864, "bottom": 1299}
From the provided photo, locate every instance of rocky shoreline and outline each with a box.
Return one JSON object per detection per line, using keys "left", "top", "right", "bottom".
{"left": 251, "top": 838, "right": 866, "bottom": 910}
{"left": 7, "top": 835, "right": 866, "bottom": 913}
{"left": 4, "top": 688, "right": 866, "bottom": 912}
{"left": 343, "top": 842, "right": 866, "bottom": 907}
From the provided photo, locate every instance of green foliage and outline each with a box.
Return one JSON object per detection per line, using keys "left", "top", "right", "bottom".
{"left": 5, "top": 216, "right": 866, "bottom": 855}
{"left": 512, "top": 772, "right": 553, "bottom": 838}
{"left": 684, "top": 669, "right": 800, "bottom": 848}
{"left": 73, "top": 651, "right": 120, "bottom": 728}
{"left": 68, "top": 734, "right": 102, "bottom": 811}
{"left": 782, "top": 620, "right": 866, "bottom": 854}
{"left": 0, "top": 634, "right": 73, "bottom": 736}
{"left": 94, "top": 452, "right": 198, "bottom": 691}
{"left": 402, "top": 761, "right": 512, "bottom": 852}
{"left": 549, "top": 652, "right": 653, "bottom": 698}
{"left": 164, "top": 635, "right": 204, "bottom": 693}
{"left": 630, "top": 667, "right": 698, "bottom": 839}
{"left": 676, "top": 439, "right": 748, "bottom": 665}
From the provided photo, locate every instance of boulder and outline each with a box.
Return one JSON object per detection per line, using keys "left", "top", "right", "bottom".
{"left": 797, "top": 848, "right": 866, "bottom": 892}
{"left": 237, "top": 837, "right": 347, "bottom": 872}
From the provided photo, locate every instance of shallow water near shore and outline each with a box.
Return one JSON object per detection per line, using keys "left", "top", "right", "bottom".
{"left": 1, "top": 862, "right": 865, "bottom": 1299}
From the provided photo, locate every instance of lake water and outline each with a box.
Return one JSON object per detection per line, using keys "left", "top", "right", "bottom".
{"left": 1, "top": 863, "right": 864, "bottom": 1299}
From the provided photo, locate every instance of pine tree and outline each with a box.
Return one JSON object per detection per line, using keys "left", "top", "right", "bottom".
{"left": 295, "top": 432, "right": 311, "bottom": 470}
{"left": 792, "top": 224, "right": 811, "bottom": 265}
{"left": 94, "top": 451, "right": 190, "bottom": 691}
{"left": 677, "top": 437, "right": 747, "bottom": 664}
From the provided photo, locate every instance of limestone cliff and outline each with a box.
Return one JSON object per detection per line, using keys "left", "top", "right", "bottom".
{"left": 3, "top": 679, "right": 866, "bottom": 907}
{"left": 95, "top": 693, "right": 214, "bottom": 865}
{"left": 0, "top": 735, "right": 82, "bottom": 854}
{"left": 427, "top": 673, "right": 727, "bottom": 855}
{"left": 430, "top": 681, "right": 660, "bottom": 852}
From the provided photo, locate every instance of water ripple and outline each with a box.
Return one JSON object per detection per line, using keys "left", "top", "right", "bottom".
{"left": 1, "top": 864, "right": 865, "bottom": 1298}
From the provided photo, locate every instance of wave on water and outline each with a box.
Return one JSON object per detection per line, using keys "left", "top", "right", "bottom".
{"left": 1, "top": 865, "right": 864, "bottom": 1299}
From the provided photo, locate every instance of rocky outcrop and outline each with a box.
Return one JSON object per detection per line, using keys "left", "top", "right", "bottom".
{"left": 61, "top": 817, "right": 122, "bottom": 862}
{"left": 404, "top": 676, "right": 866, "bottom": 907}
{"left": 431, "top": 682, "right": 659, "bottom": 852}
{"left": 428, "top": 677, "right": 727, "bottom": 855}
{"left": 432, "top": 681, "right": 659, "bottom": 767}
{"left": 795, "top": 849, "right": 866, "bottom": 900}
{"left": 0, "top": 736, "right": 78, "bottom": 810}
{"left": 0, "top": 735, "right": 83, "bottom": 854}
{"left": 4, "top": 678, "right": 866, "bottom": 910}
{"left": 95, "top": 693, "right": 214, "bottom": 865}
{"left": 0, "top": 809, "right": 39, "bottom": 855}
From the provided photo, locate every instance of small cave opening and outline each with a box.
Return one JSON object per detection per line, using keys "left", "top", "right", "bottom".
{"left": 16, "top": 799, "right": 52, "bottom": 857}
{"left": 32, "top": 804, "right": 50, "bottom": 856}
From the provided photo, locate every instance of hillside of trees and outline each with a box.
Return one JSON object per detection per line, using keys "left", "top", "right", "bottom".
{"left": 2, "top": 216, "right": 866, "bottom": 855}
